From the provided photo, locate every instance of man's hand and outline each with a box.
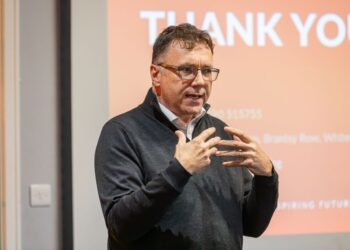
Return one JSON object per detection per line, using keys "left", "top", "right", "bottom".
{"left": 216, "top": 127, "right": 273, "bottom": 176}
{"left": 175, "top": 127, "right": 221, "bottom": 174}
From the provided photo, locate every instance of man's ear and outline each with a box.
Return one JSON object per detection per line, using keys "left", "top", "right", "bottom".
{"left": 150, "top": 64, "right": 161, "bottom": 88}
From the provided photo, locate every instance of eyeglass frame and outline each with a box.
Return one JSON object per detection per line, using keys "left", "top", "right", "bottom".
{"left": 156, "top": 63, "right": 220, "bottom": 82}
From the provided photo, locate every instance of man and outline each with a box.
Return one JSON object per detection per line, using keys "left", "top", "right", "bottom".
{"left": 95, "top": 23, "right": 278, "bottom": 250}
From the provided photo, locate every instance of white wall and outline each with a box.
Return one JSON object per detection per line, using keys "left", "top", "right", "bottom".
{"left": 3, "top": 0, "right": 21, "bottom": 248}
{"left": 71, "top": 0, "right": 108, "bottom": 249}
{"left": 19, "top": 0, "right": 60, "bottom": 249}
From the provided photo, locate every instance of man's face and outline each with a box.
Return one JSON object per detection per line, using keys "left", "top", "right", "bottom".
{"left": 151, "top": 42, "right": 214, "bottom": 123}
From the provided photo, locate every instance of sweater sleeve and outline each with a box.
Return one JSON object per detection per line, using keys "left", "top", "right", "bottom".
{"left": 94, "top": 121, "right": 191, "bottom": 242}
{"left": 242, "top": 166, "right": 279, "bottom": 237}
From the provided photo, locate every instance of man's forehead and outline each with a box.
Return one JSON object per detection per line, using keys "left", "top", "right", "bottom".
{"left": 156, "top": 40, "right": 213, "bottom": 65}
{"left": 168, "top": 40, "right": 211, "bottom": 52}
{"left": 160, "top": 41, "right": 213, "bottom": 60}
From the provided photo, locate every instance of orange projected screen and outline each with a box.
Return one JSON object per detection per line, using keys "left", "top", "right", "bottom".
{"left": 108, "top": 1, "right": 350, "bottom": 235}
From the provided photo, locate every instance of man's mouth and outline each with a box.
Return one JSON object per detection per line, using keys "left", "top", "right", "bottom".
{"left": 185, "top": 93, "right": 204, "bottom": 100}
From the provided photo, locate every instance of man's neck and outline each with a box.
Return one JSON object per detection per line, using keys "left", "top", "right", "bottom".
{"left": 157, "top": 100, "right": 207, "bottom": 140}
{"left": 158, "top": 100, "right": 205, "bottom": 126}
{"left": 178, "top": 115, "right": 195, "bottom": 127}
{"left": 175, "top": 118, "right": 189, "bottom": 130}
{"left": 157, "top": 100, "right": 195, "bottom": 126}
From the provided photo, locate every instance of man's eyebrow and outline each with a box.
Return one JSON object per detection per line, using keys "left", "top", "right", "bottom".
{"left": 178, "top": 63, "right": 213, "bottom": 68}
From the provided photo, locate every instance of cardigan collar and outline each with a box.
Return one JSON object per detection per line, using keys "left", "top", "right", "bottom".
{"left": 140, "top": 88, "right": 210, "bottom": 132}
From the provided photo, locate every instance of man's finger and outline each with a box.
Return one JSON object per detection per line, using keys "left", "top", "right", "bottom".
{"left": 205, "top": 136, "right": 221, "bottom": 148}
{"left": 175, "top": 130, "right": 186, "bottom": 145}
{"left": 208, "top": 147, "right": 218, "bottom": 156}
{"left": 217, "top": 140, "right": 251, "bottom": 151}
{"left": 216, "top": 150, "right": 252, "bottom": 158}
{"left": 224, "top": 127, "right": 252, "bottom": 143}
{"left": 222, "top": 159, "right": 245, "bottom": 167}
{"left": 233, "top": 135, "right": 242, "bottom": 142}
{"left": 195, "top": 127, "right": 216, "bottom": 142}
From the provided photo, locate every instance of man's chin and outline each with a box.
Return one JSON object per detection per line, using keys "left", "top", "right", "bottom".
{"left": 183, "top": 106, "right": 203, "bottom": 117}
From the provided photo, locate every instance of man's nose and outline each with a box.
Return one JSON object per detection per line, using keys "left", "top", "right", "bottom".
{"left": 191, "top": 69, "right": 205, "bottom": 86}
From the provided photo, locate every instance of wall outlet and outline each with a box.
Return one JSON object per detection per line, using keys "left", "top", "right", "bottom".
{"left": 29, "top": 184, "right": 51, "bottom": 207}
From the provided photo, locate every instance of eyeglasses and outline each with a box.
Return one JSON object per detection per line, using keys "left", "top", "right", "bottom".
{"left": 157, "top": 63, "right": 220, "bottom": 82}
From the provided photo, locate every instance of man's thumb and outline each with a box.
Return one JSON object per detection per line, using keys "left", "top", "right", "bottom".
{"left": 175, "top": 130, "right": 186, "bottom": 145}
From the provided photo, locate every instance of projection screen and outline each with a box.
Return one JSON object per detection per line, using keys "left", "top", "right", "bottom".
{"left": 108, "top": 0, "right": 350, "bottom": 236}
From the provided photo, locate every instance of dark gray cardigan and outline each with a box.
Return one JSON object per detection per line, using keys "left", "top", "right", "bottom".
{"left": 95, "top": 89, "right": 278, "bottom": 250}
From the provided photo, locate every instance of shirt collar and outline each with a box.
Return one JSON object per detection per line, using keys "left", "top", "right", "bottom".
{"left": 158, "top": 101, "right": 206, "bottom": 129}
